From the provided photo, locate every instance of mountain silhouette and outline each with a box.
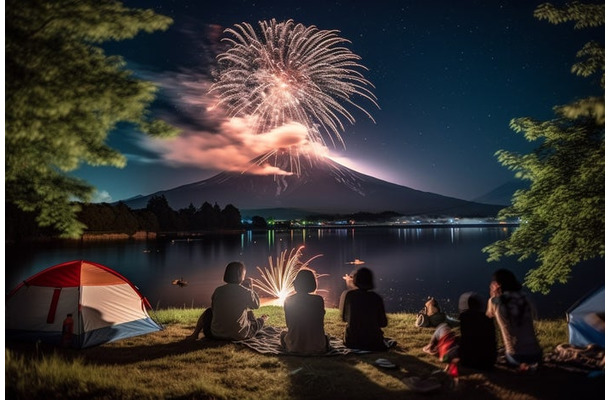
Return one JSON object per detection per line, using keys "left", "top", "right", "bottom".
{"left": 471, "top": 179, "right": 529, "bottom": 206}
{"left": 120, "top": 154, "right": 503, "bottom": 217}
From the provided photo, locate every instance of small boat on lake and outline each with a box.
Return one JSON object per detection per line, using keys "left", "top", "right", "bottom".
{"left": 172, "top": 278, "right": 188, "bottom": 287}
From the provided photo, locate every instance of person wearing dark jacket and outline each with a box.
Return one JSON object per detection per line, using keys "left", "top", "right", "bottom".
{"left": 458, "top": 292, "right": 497, "bottom": 369}
{"left": 339, "top": 267, "right": 388, "bottom": 351}
{"left": 280, "top": 268, "right": 330, "bottom": 354}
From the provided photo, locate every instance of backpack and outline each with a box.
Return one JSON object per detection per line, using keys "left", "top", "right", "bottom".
{"left": 415, "top": 297, "right": 447, "bottom": 327}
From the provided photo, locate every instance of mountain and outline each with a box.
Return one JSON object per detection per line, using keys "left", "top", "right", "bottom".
{"left": 472, "top": 179, "right": 529, "bottom": 206}
{"left": 120, "top": 155, "right": 503, "bottom": 218}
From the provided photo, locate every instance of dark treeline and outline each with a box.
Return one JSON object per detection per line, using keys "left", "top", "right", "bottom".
{"left": 5, "top": 195, "right": 243, "bottom": 241}
{"left": 80, "top": 195, "right": 242, "bottom": 234}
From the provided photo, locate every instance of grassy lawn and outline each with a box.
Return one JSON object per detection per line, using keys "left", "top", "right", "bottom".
{"left": 5, "top": 306, "right": 604, "bottom": 399}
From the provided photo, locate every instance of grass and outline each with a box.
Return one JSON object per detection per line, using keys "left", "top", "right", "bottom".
{"left": 6, "top": 307, "right": 604, "bottom": 400}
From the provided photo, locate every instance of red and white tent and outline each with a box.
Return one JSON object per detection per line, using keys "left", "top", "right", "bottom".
{"left": 6, "top": 260, "right": 162, "bottom": 348}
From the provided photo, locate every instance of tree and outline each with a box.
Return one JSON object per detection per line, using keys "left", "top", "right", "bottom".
{"left": 483, "top": 2, "right": 604, "bottom": 294}
{"left": 179, "top": 203, "right": 198, "bottom": 230}
{"left": 221, "top": 204, "right": 242, "bottom": 229}
{"left": 146, "top": 195, "right": 179, "bottom": 232}
{"left": 112, "top": 202, "right": 140, "bottom": 235}
{"left": 77, "top": 203, "right": 116, "bottom": 231}
{"left": 134, "top": 209, "right": 160, "bottom": 233}
{"left": 197, "top": 202, "right": 216, "bottom": 230}
{"left": 6, "top": 0, "right": 178, "bottom": 238}
{"left": 251, "top": 216, "right": 268, "bottom": 229}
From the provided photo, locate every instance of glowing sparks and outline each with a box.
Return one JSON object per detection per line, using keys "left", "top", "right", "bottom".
{"left": 209, "top": 19, "right": 378, "bottom": 153}
{"left": 251, "top": 246, "right": 326, "bottom": 302}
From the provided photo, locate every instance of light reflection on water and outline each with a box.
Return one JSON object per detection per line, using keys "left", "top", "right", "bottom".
{"left": 5, "top": 227, "right": 604, "bottom": 318}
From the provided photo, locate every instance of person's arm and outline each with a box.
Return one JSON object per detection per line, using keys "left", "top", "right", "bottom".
{"left": 377, "top": 294, "right": 388, "bottom": 328}
{"left": 486, "top": 281, "right": 501, "bottom": 318}
{"left": 283, "top": 297, "right": 293, "bottom": 329}
{"left": 316, "top": 294, "right": 326, "bottom": 317}
{"left": 340, "top": 291, "right": 350, "bottom": 322}
{"left": 243, "top": 279, "right": 260, "bottom": 309}
{"left": 485, "top": 298, "right": 496, "bottom": 318}
{"left": 343, "top": 273, "right": 357, "bottom": 290}
{"left": 210, "top": 287, "right": 218, "bottom": 310}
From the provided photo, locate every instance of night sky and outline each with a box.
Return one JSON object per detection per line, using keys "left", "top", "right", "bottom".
{"left": 73, "top": 0, "right": 604, "bottom": 203}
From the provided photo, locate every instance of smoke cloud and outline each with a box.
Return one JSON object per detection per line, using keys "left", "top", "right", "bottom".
{"left": 139, "top": 68, "right": 330, "bottom": 176}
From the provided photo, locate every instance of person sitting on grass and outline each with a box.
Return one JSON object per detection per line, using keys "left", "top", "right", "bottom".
{"left": 422, "top": 322, "right": 460, "bottom": 384}
{"left": 486, "top": 268, "right": 542, "bottom": 372}
{"left": 422, "top": 291, "right": 497, "bottom": 385}
{"left": 280, "top": 268, "right": 330, "bottom": 354}
{"left": 457, "top": 292, "right": 497, "bottom": 370}
{"left": 187, "top": 261, "right": 268, "bottom": 341}
{"left": 339, "top": 267, "right": 389, "bottom": 351}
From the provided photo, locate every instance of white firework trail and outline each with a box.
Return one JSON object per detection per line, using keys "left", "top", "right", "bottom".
{"left": 251, "top": 246, "right": 327, "bottom": 303}
{"left": 209, "top": 19, "right": 378, "bottom": 160}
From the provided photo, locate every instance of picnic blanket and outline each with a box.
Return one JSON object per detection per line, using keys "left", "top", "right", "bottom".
{"left": 234, "top": 326, "right": 396, "bottom": 356}
{"left": 543, "top": 343, "right": 605, "bottom": 374}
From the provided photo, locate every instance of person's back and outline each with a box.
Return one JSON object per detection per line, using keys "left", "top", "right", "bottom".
{"left": 459, "top": 308, "right": 496, "bottom": 369}
{"left": 458, "top": 292, "right": 496, "bottom": 369}
{"left": 283, "top": 292, "right": 328, "bottom": 353}
{"left": 493, "top": 291, "right": 541, "bottom": 358}
{"left": 341, "top": 279, "right": 388, "bottom": 351}
{"left": 211, "top": 282, "right": 260, "bottom": 340}
{"left": 487, "top": 269, "right": 542, "bottom": 369}
{"left": 187, "top": 261, "right": 266, "bottom": 341}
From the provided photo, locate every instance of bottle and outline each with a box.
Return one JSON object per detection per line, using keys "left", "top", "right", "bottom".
{"left": 62, "top": 313, "right": 74, "bottom": 347}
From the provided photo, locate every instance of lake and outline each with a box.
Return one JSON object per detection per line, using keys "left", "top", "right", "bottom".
{"left": 5, "top": 227, "right": 604, "bottom": 319}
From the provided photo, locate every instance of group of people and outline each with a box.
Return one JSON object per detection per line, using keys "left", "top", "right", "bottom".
{"left": 187, "top": 261, "right": 542, "bottom": 372}
{"left": 423, "top": 268, "right": 542, "bottom": 372}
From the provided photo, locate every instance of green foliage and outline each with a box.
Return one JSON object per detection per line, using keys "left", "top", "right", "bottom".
{"left": 77, "top": 202, "right": 141, "bottom": 234}
{"left": 534, "top": 2, "right": 604, "bottom": 29}
{"left": 484, "top": 3, "right": 604, "bottom": 294}
{"left": 6, "top": 0, "right": 178, "bottom": 238}
{"left": 535, "top": 2, "right": 605, "bottom": 89}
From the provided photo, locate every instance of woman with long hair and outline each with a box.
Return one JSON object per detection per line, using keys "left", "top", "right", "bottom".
{"left": 486, "top": 268, "right": 542, "bottom": 371}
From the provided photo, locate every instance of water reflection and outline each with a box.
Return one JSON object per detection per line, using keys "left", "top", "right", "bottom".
{"left": 5, "top": 227, "right": 604, "bottom": 318}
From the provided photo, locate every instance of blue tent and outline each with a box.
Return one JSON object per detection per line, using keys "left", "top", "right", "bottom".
{"left": 566, "top": 286, "right": 604, "bottom": 348}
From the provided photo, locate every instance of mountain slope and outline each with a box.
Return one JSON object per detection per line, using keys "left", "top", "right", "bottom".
{"left": 472, "top": 179, "right": 529, "bottom": 206}
{"left": 120, "top": 156, "right": 503, "bottom": 217}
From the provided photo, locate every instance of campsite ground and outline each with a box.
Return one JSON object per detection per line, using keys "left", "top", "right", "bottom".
{"left": 5, "top": 307, "right": 605, "bottom": 399}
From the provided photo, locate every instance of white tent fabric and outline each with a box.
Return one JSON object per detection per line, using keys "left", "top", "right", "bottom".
{"left": 6, "top": 260, "right": 163, "bottom": 348}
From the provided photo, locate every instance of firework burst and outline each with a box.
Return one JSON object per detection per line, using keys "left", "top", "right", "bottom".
{"left": 251, "top": 246, "right": 327, "bottom": 304}
{"left": 209, "top": 19, "right": 378, "bottom": 154}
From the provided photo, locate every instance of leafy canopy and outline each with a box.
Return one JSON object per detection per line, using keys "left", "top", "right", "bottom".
{"left": 483, "top": 2, "right": 604, "bottom": 294}
{"left": 6, "top": 0, "right": 179, "bottom": 238}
